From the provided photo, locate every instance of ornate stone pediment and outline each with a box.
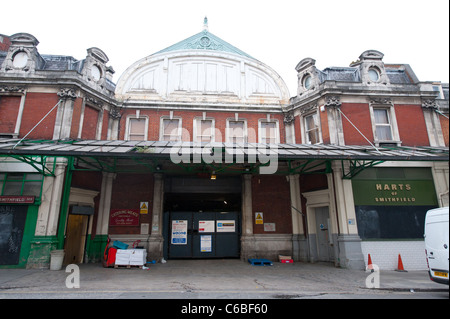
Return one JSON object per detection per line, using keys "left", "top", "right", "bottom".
{"left": 421, "top": 98, "right": 437, "bottom": 109}
{"left": 325, "top": 95, "right": 341, "bottom": 108}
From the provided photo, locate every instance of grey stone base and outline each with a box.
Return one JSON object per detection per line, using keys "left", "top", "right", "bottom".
{"left": 337, "top": 234, "right": 365, "bottom": 270}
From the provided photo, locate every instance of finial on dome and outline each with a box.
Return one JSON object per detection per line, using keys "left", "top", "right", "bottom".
{"left": 203, "top": 16, "right": 209, "bottom": 31}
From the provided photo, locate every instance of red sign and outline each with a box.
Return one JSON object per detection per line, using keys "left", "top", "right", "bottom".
{"left": 110, "top": 209, "right": 140, "bottom": 226}
{"left": 0, "top": 196, "right": 35, "bottom": 204}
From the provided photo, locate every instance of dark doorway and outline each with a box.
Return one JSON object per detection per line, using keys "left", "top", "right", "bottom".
{"left": 163, "top": 176, "right": 242, "bottom": 259}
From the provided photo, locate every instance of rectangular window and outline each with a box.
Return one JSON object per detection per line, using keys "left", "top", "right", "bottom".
{"left": 260, "top": 121, "right": 278, "bottom": 144}
{"left": 162, "top": 118, "right": 181, "bottom": 141}
{"left": 227, "top": 121, "right": 246, "bottom": 143}
{"left": 0, "top": 172, "right": 43, "bottom": 197}
{"left": 373, "top": 109, "right": 393, "bottom": 141}
{"left": 304, "top": 113, "right": 320, "bottom": 144}
{"left": 128, "top": 118, "right": 147, "bottom": 141}
{"left": 195, "top": 119, "right": 214, "bottom": 143}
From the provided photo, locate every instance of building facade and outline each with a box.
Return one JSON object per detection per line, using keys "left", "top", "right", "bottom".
{"left": 0, "top": 27, "right": 448, "bottom": 270}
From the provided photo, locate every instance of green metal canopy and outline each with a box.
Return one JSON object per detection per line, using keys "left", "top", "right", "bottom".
{"left": 0, "top": 138, "right": 448, "bottom": 178}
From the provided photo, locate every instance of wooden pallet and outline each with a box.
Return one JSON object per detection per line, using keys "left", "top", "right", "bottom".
{"left": 114, "top": 264, "right": 143, "bottom": 269}
{"left": 248, "top": 258, "right": 273, "bottom": 266}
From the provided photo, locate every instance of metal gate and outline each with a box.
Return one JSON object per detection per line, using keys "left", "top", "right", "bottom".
{"left": 166, "top": 211, "right": 240, "bottom": 259}
{"left": 0, "top": 205, "right": 27, "bottom": 265}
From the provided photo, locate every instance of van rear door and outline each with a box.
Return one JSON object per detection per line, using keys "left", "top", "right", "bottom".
{"left": 424, "top": 207, "right": 449, "bottom": 285}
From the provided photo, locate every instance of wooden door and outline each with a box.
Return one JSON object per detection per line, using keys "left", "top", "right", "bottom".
{"left": 63, "top": 214, "right": 88, "bottom": 265}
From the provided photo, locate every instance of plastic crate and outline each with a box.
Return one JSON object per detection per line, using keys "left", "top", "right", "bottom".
{"left": 248, "top": 258, "right": 273, "bottom": 266}
{"left": 113, "top": 241, "right": 129, "bottom": 250}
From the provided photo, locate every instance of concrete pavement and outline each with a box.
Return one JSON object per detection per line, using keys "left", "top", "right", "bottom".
{"left": 0, "top": 259, "right": 447, "bottom": 299}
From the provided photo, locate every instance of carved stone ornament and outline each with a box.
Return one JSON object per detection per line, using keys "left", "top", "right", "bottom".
{"left": 0, "top": 86, "right": 26, "bottom": 94}
{"left": 185, "top": 31, "right": 223, "bottom": 51}
{"left": 300, "top": 102, "right": 318, "bottom": 115}
{"left": 57, "top": 88, "right": 77, "bottom": 100}
{"left": 86, "top": 96, "right": 103, "bottom": 108}
{"left": 369, "top": 97, "right": 393, "bottom": 106}
{"left": 109, "top": 106, "right": 122, "bottom": 120}
{"left": 283, "top": 111, "right": 295, "bottom": 124}
{"left": 421, "top": 98, "right": 437, "bottom": 109}
{"left": 325, "top": 95, "right": 342, "bottom": 108}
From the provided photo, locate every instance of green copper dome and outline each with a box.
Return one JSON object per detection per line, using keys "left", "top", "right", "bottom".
{"left": 154, "top": 18, "right": 254, "bottom": 59}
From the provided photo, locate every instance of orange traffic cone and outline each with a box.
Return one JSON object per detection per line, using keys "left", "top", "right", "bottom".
{"left": 396, "top": 254, "right": 407, "bottom": 272}
{"left": 367, "top": 254, "right": 374, "bottom": 272}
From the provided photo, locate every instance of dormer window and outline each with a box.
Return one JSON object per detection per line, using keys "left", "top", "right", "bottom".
{"left": 303, "top": 74, "right": 312, "bottom": 89}
{"left": 368, "top": 68, "right": 380, "bottom": 82}
{"left": 91, "top": 65, "right": 101, "bottom": 82}
{"left": 12, "top": 51, "right": 28, "bottom": 68}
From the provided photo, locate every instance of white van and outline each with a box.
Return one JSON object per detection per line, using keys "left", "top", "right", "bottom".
{"left": 424, "top": 207, "right": 449, "bottom": 285}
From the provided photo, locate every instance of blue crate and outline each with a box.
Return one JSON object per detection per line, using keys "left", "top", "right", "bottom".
{"left": 113, "top": 241, "right": 129, "bottom": 250}
{"left": 248, "top": 258, "right": 273, "bottom": 266}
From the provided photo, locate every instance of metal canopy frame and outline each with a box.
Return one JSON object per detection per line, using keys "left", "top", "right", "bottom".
{"left": 341, "top": 159, "right": 386, "bottom": 179}
{"left": 0, "top": 138, "right": 448, "bottom": 178}
{"left": 0, "top": 154, "right": 58, "bottom": 177}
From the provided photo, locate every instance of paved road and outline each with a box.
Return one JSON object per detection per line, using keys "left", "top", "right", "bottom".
{"left": 0, "top": 260, "right": 447, "bottom": 301}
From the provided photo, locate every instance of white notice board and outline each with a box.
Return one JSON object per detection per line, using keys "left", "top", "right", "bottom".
{"left": 171, "top": 220, "right": 188, "bottom": 245}
{"left": 216, "top": 220, "right": 235, "bottom": 232}
{"left": 200, "top": 235, "right": 212, "bottom": 252}
{"left": 199, "top": 220, "right": 215, "bottom": 233}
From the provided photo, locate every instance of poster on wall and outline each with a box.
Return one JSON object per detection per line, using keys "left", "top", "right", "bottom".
{"left": 109, "top": 209, "right": 140, "bottom": 226}
{"left": 216, "top": 220, "right": 235, "bottom": 232}
{"left": 200, "top": 235, "right": 212, "bottom": 252}
{"left": 199, "top": 220, "right": 215, "bottom": 233}
{"left": 171, "top": 220, "right": 188, "bottom": 245}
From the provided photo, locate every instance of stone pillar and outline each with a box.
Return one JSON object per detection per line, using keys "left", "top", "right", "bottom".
{"left": 53, "top": 88, "right": 77, "bottom": 140}
{"left": 332, "top": 161, "right": 365, "bottom": 269}
{"left": 35, "top": 158, "right": 68, "bottom": 236}
{"left": 13, "top": 90, "right": 27, "bottom": 138}
{"left": 108, "top": 106, "right": 121, "bottom": 140}
{"left": 96, "top": 172, "right": 116, "bottom": 236}
{"left": 148, "top": 173, "right": 164, "bottom": 261}
{"left": 422, "top": 99, "right": 445, "bottom": 147}
{"left": 240, "top": 174, "right": 254, "bottom": 260}
{"left": 29, "top": 158, "right": 67, "bottom": 268}
{"left": 432, "top": 162, "right": 449, "bottom": 207}
{"left": 289, "top": 174, "right": 307, "bottom": 261}
{"left": 283, "top": 112, "right": 296, "bottom": 144}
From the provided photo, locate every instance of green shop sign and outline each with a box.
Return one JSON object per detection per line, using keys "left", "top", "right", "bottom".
{"left": 352, "top": 179, "right": 438, "bottom": 206}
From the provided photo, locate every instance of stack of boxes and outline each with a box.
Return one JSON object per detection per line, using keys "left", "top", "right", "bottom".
{"left": 115, "top": 249, "right": 147, "bottom": 267}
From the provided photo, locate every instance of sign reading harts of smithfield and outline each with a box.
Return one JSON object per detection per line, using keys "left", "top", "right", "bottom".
{"left": 110, "top": 209, "right": 140, "bottom": 226}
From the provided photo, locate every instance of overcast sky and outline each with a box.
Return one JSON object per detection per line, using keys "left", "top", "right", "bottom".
{"left": 2, "top": 0, "right": 449, "bottom": 97}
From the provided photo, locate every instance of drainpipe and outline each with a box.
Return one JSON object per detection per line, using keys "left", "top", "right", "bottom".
{"left": 57, "top": 156, "right": 74, "bottom": 249}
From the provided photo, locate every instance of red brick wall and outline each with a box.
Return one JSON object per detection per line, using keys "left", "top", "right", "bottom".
{"left": 0, "top": 96, "right": 21, "bottom": 134}
{"left": 101, "top": 110, "right": 109, "bottom": 140}
{"left": 81, "top": 105, "right": 99, "bottom": 140}
{"left": 394, "top": 104, "right": 429, "bottom": 146}
{"left": 340, "top": 103, "right": 374, "bottom": 145}
{"left": 0, "top": 35, "right": 11, "bottom": 51}
{"left": 70, "top": 98, "right": 83, "bottom": 139}
{"left": 295, "top": 116, "right": 301, "bottom": 144}
{"left": 19, "top": 92, "right": 59, "bottom": 139}
{"left": 439, "top": 114, "right": 449, "bottom": 146}
{"left": 118, "top": 109, "right": 287, "bottom": 143}
{"left": 109, "top": 173, "right": 154, "bottom": 235}
{"left": 252, "top": 175, "right": 292, "bottom": 234}
{"left": 320, "top": 107, "right": 330, "bottom": 144}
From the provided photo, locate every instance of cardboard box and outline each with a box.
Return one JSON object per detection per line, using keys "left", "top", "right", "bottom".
{"left": 279, "top": 255, "right": 293, "bottom": 263}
